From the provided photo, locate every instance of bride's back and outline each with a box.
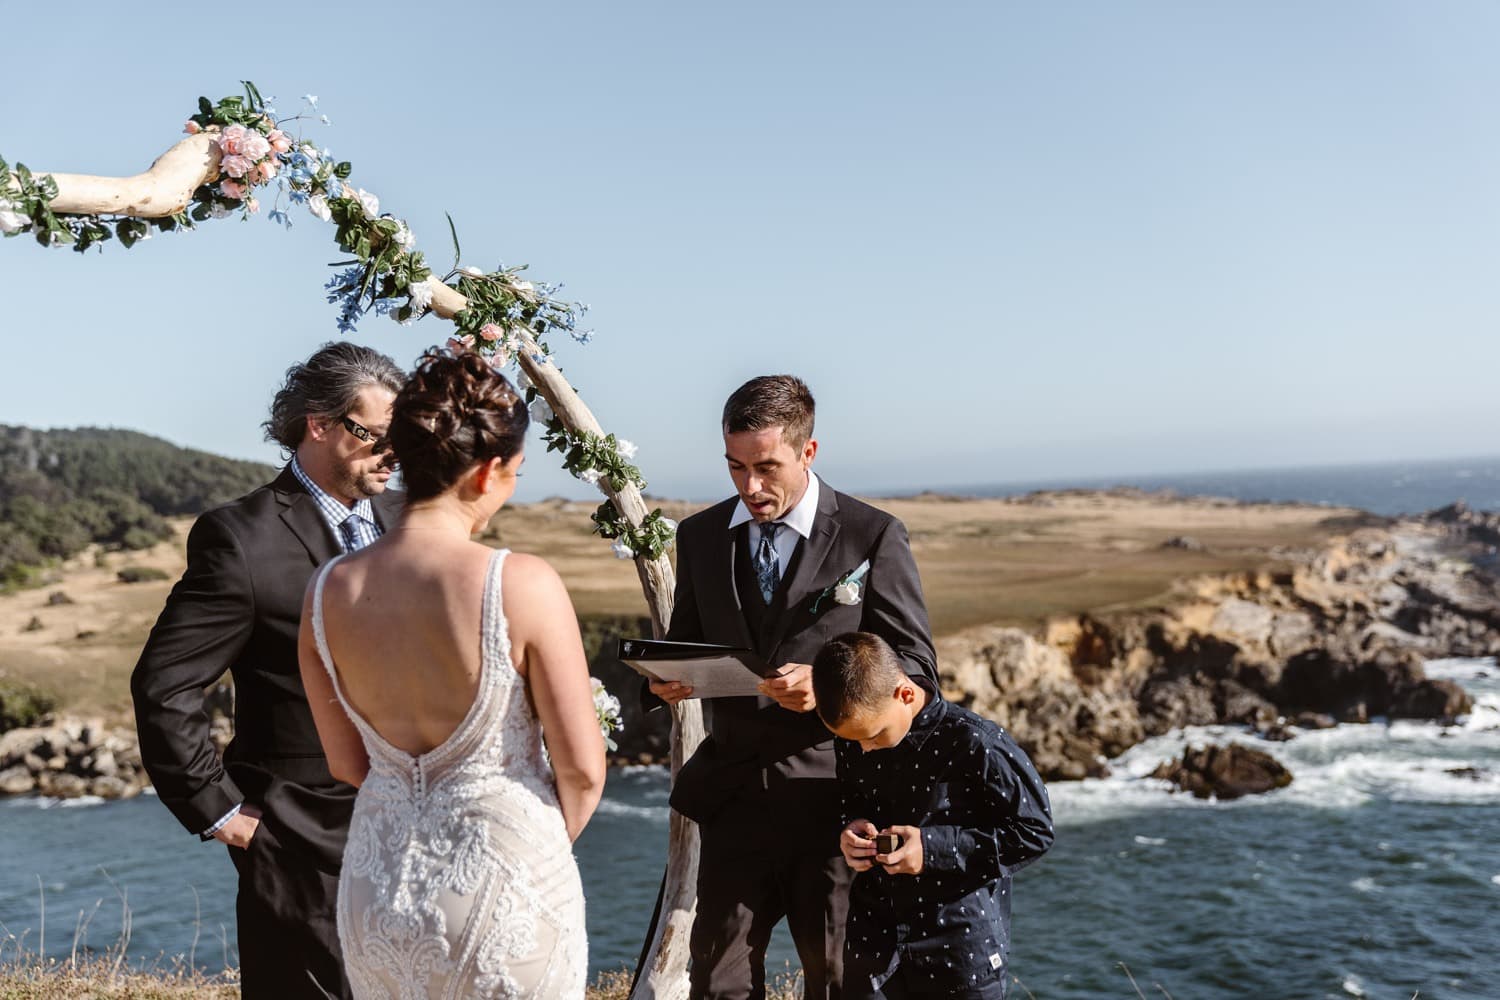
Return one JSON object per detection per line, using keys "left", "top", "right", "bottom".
{"left": 317, "top": 533, "right": 503, "bottom": 756}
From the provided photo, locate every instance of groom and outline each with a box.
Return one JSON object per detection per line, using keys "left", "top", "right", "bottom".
{"left": 650, "top": 375, "right": 938, "bottom": 999}
{"left": 131, "top": 341, "right": 405, "bottom": 999}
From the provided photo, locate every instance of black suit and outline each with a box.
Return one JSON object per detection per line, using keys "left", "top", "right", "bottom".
{"left": 663, "top": 480, "right": 937, "bottom": 1000}
{"left": 131, "top": 466, "right": 402, "bottom": 999}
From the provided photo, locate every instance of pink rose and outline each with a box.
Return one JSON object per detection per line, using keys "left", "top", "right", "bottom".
{"left": 220, "top": 154, "right": 255, "bottom": 179}
{"left": 257, "top": 159, "right": 278, "bottom": 182}
{"left": 246, "top": 197, "right": 260, "bottom": 214}
{"left": 267, "top": 129, "right": 292, "bottom": 154}
{"left": 183, "top": 121, "right": 202, "bottom": 135}
{"left": 218, "top": 124, "right": 249, "bottom": 156}
{"left": 479, "top": 323, "right": 503, "bottom": 341}
{"left": 219, "top": 179, "right": 247, "bottom": 200}
{"left": 488, "top": 347, "right": 512, "bottom": 370}
{"left": 240, "top": 132, "right": 271, "bottom": 161}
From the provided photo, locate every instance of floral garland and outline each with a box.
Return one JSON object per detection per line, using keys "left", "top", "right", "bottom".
{"left": 0, "top": 81, "right": 676, "bottom": 566}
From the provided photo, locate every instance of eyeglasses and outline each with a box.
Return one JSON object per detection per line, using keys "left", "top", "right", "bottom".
{"left": 341, "top": 416, "right": 376, "bottom": 443}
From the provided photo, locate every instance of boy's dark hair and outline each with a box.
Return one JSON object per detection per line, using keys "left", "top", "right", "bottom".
{"left": 813, "top": 632, "right": 906, "bottom": 728}
{"left": 721, "top": 375, "right": 815, "bottom": 449}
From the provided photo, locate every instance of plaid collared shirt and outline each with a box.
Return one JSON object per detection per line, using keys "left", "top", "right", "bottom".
{"left": 290, "top": 456, "right": 381, "bottom": 552}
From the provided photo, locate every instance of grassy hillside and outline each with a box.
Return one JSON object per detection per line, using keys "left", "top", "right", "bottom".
{"left": 0, "top": 425, "right": 274, "bottom": 590}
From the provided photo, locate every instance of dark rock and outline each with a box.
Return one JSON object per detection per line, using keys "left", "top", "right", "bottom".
{"left": 1391, "top": 679, "right": 1473, "bottom": 721}
{"left": 21, "top": 616, "right": 43, "bottom": 633}
{"left": 1445, "top": 766, "right": 1490, "bottom": 781}
{"left": 1218, "top": 680, "right": 1278, "bottom": 728}
{"left": 1150, "top": 744, "right": 1293, "bottom": 800}
{"left": 37, "top": 771, "right": 89, "bottom": 798}
{"left": 1293, "top": 712, "right": 1337, "bottom": 730}
{"left": 46, "top": 591, "right": 74, "bottom": 606}
{"left": 1162, "top": 535, "right": 1205, "bottom": 551}
{"left": 1258, "top": 723, "right": 1296, "bottom": 742}
{"left": 1139, "top": 677, "right": 1218, "bottom": 733}
{"left": 89, "top": 775, "right": 134, "bottom": 799}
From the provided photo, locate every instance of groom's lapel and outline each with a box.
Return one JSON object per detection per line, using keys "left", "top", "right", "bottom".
{"left": 717, "top": 516, "right": 756, "bottom": 652}
{"left": 766, "top": 486, "right": 841, "bottom": 657}
{"left": 273, "top": 468, "right": 341, "bottom": 566}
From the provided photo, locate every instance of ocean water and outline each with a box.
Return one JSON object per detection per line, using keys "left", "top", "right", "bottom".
{"left": 3, "top": 461, "right": 1500, "bottom": 995}
{"left": 2, "top": 660, "right": 1496, "bottom": 997}
{"left": 946, "top": 455, "right": 1500, "bottom": 517}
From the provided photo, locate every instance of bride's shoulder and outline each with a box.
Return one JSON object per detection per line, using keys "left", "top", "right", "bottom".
{"left": 496, "top": 549, "right": 561, "bottom": 585}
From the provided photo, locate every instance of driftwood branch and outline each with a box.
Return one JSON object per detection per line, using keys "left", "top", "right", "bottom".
{"left": 19, "top": 140, "right": 706, "bottom": 997}
{"left": 37, "top": 134, "right": 222, "bottom": 217}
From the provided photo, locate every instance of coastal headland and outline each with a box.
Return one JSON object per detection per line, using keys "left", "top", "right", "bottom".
{"left": 2, "top": 489, "right": 1496, "bottom": 795}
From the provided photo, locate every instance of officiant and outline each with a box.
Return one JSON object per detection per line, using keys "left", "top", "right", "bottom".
{"left": 647, "top": 374, "right": 937, "bottom": 1000}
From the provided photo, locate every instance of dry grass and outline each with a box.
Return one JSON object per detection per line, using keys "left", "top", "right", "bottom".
{"left": 0, "top": 490, "right": 1360, "bottom": 722}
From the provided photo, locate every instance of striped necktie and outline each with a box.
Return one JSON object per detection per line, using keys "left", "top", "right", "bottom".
{"left": 754, "top": 522, "right": 783, "bottom": 604}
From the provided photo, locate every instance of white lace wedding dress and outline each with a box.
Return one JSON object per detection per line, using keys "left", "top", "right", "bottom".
{"left": 311, "top": 548, "right": 587, "bottom": 999}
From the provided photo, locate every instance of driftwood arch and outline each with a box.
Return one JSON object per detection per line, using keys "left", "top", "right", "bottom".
{"left": 8, "top": 120, "right": 703, "bottom": 999}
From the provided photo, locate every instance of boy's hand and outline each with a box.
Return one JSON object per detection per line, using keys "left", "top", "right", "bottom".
{"left": 877, "top": 825, "right": 924, "bottom": 875}
{"left": 840, "top": 819, "right": 879, "bottom": 871}
{"left": 759, "top": 662, "right": 816, "bottom": 713}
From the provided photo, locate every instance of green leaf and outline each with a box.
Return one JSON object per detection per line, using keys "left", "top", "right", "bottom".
{"left": 334, "top": 161, "right": 352, "bottom": 179}
{"left": 198, "top": 97, "right": 213, "bottom": 115}
{"left": 445, "top": 212, "right": 462, "bottom": 271}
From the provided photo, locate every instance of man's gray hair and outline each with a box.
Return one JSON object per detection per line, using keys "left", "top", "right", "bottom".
{"left": 263, "top": 341, "right": 406, "bottom": 452}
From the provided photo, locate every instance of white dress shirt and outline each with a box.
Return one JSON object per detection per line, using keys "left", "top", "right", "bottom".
{"left": 727, "top": 471, "right": 821, "bottom": 578}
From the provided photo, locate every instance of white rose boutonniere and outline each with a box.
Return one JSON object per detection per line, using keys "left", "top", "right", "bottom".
{"left": 812, "top": 560, "right": 872, "bottom": 614}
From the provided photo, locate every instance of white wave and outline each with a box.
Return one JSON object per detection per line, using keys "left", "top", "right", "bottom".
{"left": 1491, "top": 875, "right": 1500, "bottom": 888}
{"left": 1350, "top": 877, "right": 1379, "bottom": 894}
{"left": 3, "top": 794, "right": 108, "bottom": 810}
{"left": 593, "top": 798, "right": 670, "bottom": 822}
{"left": 1132, "top": 835, "right": 1166, "bottom": 846}
{"left": 1054, "top": 659, "right": 1500, "bottom": 824}
{"left": 1342, "top": 976, "right": 1367, "bottom": 997}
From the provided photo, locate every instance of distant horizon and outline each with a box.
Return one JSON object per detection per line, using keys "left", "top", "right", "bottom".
{"left": 10, "top": 418, "right": 1492, "bottom": 509}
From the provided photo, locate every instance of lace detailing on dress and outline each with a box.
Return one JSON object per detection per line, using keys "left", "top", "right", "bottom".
{"left": 312, "top": 549, "right": 587, "bottom": 999}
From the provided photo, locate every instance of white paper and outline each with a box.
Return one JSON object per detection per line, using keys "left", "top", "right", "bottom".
{"left": 632, "top": 655, "right": 771, "bottom": 699}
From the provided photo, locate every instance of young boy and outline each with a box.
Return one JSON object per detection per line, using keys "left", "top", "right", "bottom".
{"left": 812, "top": 632, "right": 1054, "bottom": 1000}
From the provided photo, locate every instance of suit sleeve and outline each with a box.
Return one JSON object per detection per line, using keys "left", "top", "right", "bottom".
{"left": 861, "top": 517, "right": 938, "bottom": 685}
{"left": 641, "top": 522, "right": 707, "bottom": 712}
{"left": 130, "top": 511, "right": 251, "bottom": 835}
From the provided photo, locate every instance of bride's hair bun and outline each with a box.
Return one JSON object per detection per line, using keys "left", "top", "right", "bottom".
{"left": 388, "top": 350, "right": 529, "bottom": 501}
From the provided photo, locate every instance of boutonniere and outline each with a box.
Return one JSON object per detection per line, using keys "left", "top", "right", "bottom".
{"left": 811, "top": 560, "right": 871, "bottom": 614}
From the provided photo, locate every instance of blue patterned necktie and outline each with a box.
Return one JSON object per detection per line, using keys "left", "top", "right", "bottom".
{"left": 754, "top": 521, "right": 783, "bottom": 604}
{"left": 340, "top": 515, "right": 367, "bottom": 553}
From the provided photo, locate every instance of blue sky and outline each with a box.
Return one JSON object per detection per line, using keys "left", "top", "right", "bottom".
{"left": 2, "top": 1, "right": 1497, "bottom": 500}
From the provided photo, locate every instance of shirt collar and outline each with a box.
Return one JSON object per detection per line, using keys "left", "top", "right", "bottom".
{"left": 290, "top": 455, "right": 375, "bottom": 530}
{"left": 727, "top": 470, "right": 821, "bottom": 540}
{"left": 903, "top": 678, "right": 947, "bottom": 751}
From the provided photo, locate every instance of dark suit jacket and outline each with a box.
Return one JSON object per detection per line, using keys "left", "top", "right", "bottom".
{"left": 131, "top": 466, "right": 402, "bottom": 900}
{"left": 664, "top": 480, "right": 937, "bottom": 843}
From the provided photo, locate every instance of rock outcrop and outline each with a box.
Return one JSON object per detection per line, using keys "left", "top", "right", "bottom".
{"left": 0, "top": 717, "right": 150, "bottom": 798}
{"left": 1150, "top": 744, "right": 1293, "bottom": 799}
{"left": 939, "top": 518, "right": 1495, "bottom": 781}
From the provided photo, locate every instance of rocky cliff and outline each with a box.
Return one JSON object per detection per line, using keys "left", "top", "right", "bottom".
{"left": 938, "top": 515, "right": 1495, "bottom": 780}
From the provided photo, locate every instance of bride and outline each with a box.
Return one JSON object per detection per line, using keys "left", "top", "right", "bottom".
{"left": 298, "top": 350, "right": 604, "bottom": 998}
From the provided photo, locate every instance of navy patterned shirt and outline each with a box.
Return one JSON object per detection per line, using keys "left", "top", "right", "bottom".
{"left": 836, "top": 689, "right": 1054, "bottom": 994}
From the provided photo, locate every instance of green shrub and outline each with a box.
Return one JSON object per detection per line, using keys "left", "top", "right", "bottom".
{"left": 0, "top": 678, "right": 57, "bottom": 732}
{"left": 117, "top": 566, "right": 170, "bottom": 584}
